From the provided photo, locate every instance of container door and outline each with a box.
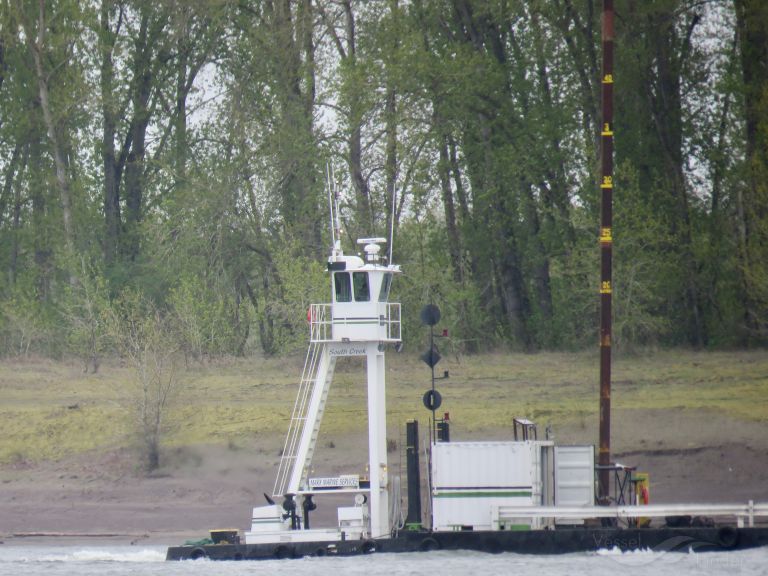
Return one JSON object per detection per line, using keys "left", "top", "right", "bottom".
{"left": 554, "top": 446, "right": 594, "bottom": 524}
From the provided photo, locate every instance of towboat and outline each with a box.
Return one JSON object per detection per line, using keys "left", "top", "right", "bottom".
{"left": 167, "top": 237, "right": 768, "bottom": 561}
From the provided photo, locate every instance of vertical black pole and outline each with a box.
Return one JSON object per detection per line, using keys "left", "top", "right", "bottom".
{"left": 598, "top": 0, "right": 614, "bottom": 504}
{"left": 429, "top": 325, "right": 436, "bottom": 440}
{"left": 405, "top": 420, "right": 422, "bottom": 527}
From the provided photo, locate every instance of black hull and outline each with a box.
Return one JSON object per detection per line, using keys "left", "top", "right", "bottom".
{"left": 166, "top": 526, "right": 768, "bottom": 561}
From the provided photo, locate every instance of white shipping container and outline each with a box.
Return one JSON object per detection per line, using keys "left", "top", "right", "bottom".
{"left": 431, "top": 442, "right": 551, "bottom": 531}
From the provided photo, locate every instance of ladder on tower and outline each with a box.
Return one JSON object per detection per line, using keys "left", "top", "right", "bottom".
{"left": 273, "top": 339, "right": 336, "bottom": 498}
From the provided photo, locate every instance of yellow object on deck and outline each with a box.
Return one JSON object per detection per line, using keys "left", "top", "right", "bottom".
{"left": 210, "top": 529, "right": 240, "bottom": 544}
{"left": 634, "top": 472, "right": 651, "bottom": 527}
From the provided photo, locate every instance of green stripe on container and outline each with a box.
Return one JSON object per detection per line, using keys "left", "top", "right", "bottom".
{"left": 433, "top": 491, "right": 532, "bottom": 498}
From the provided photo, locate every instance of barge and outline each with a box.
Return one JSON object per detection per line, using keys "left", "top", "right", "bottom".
{"left": 167, "top": 236, "right": 768, "bottom": 561}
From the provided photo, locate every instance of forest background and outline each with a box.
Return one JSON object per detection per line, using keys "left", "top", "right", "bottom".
{"left": 1, "top": 0, "right": 768, "bottom": 367}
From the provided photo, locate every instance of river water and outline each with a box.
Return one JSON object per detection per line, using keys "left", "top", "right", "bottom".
{"left": 0, "top": 546, "right": 766, "bottom": 576}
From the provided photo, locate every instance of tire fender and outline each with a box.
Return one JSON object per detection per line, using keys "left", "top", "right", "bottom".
{"left": 716, "top": 526, "right": 739, "bottom": 549}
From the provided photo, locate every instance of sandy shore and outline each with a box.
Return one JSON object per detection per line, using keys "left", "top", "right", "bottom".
{"left": 2, "top": 407, "right": 767, "bottom": 546}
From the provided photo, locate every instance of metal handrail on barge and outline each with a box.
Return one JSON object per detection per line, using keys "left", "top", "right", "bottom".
{"left": 493, "top": 501, "right": 768, "bottom": 529}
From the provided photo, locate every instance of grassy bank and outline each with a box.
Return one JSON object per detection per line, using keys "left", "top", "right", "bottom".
{"left": 1, "top": 350, "right": 767, "bottom": 465}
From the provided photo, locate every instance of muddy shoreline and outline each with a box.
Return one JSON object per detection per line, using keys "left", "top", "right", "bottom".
{"left": 2, "top": 407, "right": 767, "bottom": 546}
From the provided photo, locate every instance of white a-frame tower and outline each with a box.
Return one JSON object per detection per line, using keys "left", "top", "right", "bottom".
{"left": 246, "top": 238, "right": 401, "bottom": 544}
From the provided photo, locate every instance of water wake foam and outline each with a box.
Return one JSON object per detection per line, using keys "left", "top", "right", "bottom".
{"left": 30, "top": 548, "right": 166, "bottom": 563}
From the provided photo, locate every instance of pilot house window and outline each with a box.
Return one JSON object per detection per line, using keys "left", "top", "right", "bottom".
{"left": 334, "top": 272, "right": 352, "bottom": 302}
{"left": 378, "top": 272, "right": 393, "bottom": 302}
{"left": 353, "top": 272, "right": 370, "bottom": 302}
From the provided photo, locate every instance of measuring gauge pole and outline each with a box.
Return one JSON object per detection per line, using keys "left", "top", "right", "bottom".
{"left": 598, "top": 0, "right": 614, "bottom": 505}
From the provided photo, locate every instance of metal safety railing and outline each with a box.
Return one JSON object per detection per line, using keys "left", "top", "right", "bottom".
{"left": 384, "top": 303, "right": 401, "bottom": 341}
{"left": 309, "top": 304, "right": 332, "bottom": 342}
{"left": 492, "top": 501, "right": 768, "bottom": 529}
{"left": 308, "top": 303, "right": 401, "bottom": 343}
{"left": 273, "top": 339, "right": 334, "bottom": 498}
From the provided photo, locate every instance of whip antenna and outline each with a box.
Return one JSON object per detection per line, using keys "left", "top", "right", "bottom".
{"left": 389, "top": 182, "right": 397, "bottom": 263}
{"left": 326, "top": 164, "right": 336, "bottom": 248}
{"left": 332, "top": 166, "right": 341, "bottom": 247}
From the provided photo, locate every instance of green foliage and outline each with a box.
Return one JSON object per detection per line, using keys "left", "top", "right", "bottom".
{"left": 169, "top": 275, "right": 253, "bottom": 361}
{"left": 395, "top": 215, "right": 490, "bottom": 352}
{"left": 107, "top": 289, "right": 183, "bottom": 472}
{"left": 60, "top": 258, "right": 112, "bottom": 372}
{"left": 0, "top": 0, "right": 766, "bottom": 360}
{"left": 611, "top": 162, "right": 674, "bottom": 350}
{"left": 256, "top": 249, "right": 327, "bottom": 355}
{"left": 0, "top": 274, "right": 61, "bottom": 358}
{"left": 548, "top": 225, "right": 599, "bottom": 350}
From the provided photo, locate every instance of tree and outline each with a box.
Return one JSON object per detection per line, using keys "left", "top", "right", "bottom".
{"left": 62, "top": 258, "right": 111, "bottom": 372}
{"left": 0, "top": 0, "right": 767, "bottom": 359}
{"left": 108, "top": 290, "right": 181, "bottom": 471}
{"left": 318, "top": 0, "right": 374, "bottom": 234}
{"left": 734, "top": 0, "right": 768, "bottom": 342}
{"left": 18, "top": 0, "right": 77, "bottom": 270}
